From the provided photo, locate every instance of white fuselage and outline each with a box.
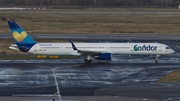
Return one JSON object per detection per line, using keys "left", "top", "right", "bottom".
{"left": 28, "top": 43, "right": 174, "bottom": 56}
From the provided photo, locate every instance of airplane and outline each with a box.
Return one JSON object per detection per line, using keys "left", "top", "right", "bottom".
{"left": 7, "top": 20, "right": 174, "bottom": 63}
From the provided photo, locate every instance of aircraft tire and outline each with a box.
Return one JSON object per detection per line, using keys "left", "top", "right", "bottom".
{"left": 84, "top": 59, "right": 92, "bottom": 63}
{"left": 155, "top": 60, "right": 158, "bottom": 63}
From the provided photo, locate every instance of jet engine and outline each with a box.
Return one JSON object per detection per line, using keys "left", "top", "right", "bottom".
{"left": 93, "top": 53, "right": 111, "bottom": 60}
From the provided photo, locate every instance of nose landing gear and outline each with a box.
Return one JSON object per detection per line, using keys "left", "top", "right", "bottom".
{"left": 155, "top": 55, "right": 160, "bottom": 63}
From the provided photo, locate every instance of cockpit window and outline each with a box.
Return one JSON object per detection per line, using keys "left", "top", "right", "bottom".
{"left": 166, "top": 47, "right": 170, "bottom": 49}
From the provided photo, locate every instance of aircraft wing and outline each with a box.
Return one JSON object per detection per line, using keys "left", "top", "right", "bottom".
{"left": 68, "top": 38, "right": 109, "bottom": 55}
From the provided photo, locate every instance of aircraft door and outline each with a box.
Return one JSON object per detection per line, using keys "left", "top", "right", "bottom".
{"left": 34, "top": 45, "right": 38, "bottom": 53}
{"left": 158, "top": 45, "right": 162, "bottom": 52}
{"left": 130, "top": 46, "right": 134, "bottom": 52}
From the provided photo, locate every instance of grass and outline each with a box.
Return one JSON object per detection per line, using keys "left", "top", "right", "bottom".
{"left": 1, "top": 10, "right": 180, "bottom": 34}
{"left": 0, "top": 54, "right": 78, "bottom": 60}
{"left": 0, "top": 39, "right": 22, "bottom": 55}
{"left": 46, "top": 8, "right": 180, "bottom": 12}
{"left": 0, "top": 55, "right": 36, "bottom": 60}
{"left": 158, "top": 70, "right": 180, "bottom": 82}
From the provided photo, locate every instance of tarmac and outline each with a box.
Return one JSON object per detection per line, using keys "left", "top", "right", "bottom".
{"left": 0, "top": 36, "right": 180, "bottom": 101}
{"left": 0, "top": 96, "right": 162, "bottom": 101}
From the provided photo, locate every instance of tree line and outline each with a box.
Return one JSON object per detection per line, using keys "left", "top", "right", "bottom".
{"left": 0, "top": 0, "right": 180, "bottom": 7}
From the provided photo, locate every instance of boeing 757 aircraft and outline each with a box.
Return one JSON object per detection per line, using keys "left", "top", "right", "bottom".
{"left": 8, "top": 21, "right": 174, "bottom": 63}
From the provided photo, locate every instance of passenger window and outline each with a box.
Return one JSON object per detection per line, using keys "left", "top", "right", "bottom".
{"left": 166, "top": 47, "right": 170, "bottom": 49}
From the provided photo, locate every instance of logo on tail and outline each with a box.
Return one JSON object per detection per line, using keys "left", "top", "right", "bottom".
{"left": 13, "top": 31, "right": 27, "bottom": 42}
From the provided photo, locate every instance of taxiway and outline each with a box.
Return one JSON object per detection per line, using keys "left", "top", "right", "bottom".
{"left": 0, "top": 37, "right": 180, "bottom": 101}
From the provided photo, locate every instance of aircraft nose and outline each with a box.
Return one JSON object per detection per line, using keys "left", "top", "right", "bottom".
{"left": 170, "top": 49, "right": 175, "bottom": 54}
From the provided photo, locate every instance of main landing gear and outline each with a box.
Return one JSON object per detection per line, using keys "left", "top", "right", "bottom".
{"left": 84, "top": 59, "right": 92, "bottom": 63}
{"left": 155, "top": 55, "right": 160, "bottom": 63}
{"left": 84, "top": 55, "right": 92, "bottom": 63}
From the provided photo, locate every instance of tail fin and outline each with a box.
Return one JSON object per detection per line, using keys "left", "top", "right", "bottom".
{"left": 7, "top": 21, "right": 36, "bottom": 52}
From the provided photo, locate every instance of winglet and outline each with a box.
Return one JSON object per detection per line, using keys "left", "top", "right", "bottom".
{"left": 68, "top": 38, "right": 78, "bottom": 50}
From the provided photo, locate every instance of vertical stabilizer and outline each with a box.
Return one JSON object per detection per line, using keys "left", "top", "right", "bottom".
{"left": 7, "top": 21, "right": 36, "bottom": 52}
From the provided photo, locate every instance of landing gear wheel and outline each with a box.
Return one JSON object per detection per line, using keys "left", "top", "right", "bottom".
{"left": 88, "top": 60, "right": 92, "bottom": 63}
{"left": 155, "top": 55, "right": 159, "bottom": 64}
{"left": 84, "top": 59, "right": 92, "bottom": 63}
{"left": 84, "top": 59, "right": 88, "bottom": 63}
{"left": 155, "top": 60, "right": 158, "bottom": 63}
